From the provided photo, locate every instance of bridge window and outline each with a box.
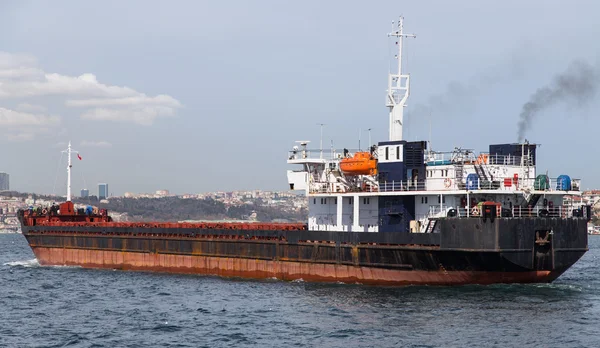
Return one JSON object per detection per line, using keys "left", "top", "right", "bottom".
{"left": 396, "top": 146, "right": 400, "bottom": 160}
{"left": 385, "top": 147, "right": 389, "bottom": 160}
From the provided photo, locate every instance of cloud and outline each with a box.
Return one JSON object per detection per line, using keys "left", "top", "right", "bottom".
{"left": 81, "top": 106, "right": 176, "bottom": 126}
{"left": 80, "top": 140, "right": 113, "bottom": 148}
{"left": 0, "top": 52, "right": 38, "bottom": 70}
{"left": 69, "top": 94, "right": 181, "bottom": 125}
{"left": 65, "top": 94, "right": 181, "bottom": 108}
{"left": 0, "top": 107, "right": 61, "bottom": 142}
{"left": 0, "top": 51, "right": 181, "bottom": 127}
{"left": 0, "top": 67, "right": 44, "bottom": 80}
{"left": 0, "top": 107, "right": 60, "bottom": 127}
{"left": 16, "top": 103, "right": 47, "bottom": 113}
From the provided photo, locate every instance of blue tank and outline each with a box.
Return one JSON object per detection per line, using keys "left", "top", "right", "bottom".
{"left": 85, "top": 205, "right": 94, "bottom": 215}
{"left": 466, "top": 173, "right": 479, "bottom": 190}
{"left": 556, "top": 175, "right": 572, "bottom": 191}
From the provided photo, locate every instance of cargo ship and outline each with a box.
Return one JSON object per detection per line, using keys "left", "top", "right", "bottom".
{"left": 19, "top": 17, "right": 589, "bottom": 285}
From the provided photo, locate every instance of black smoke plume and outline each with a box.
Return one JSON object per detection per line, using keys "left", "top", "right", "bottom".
{"left": 517, "top": 60, "right": 599, "bottom": 142}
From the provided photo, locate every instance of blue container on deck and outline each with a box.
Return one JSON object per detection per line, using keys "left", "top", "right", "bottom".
{"left": 556, "top": 175, "right": 572, "bottom": 191}
{"left": 466, "top": 173, "right": 479, "bottom": 190}
{"left": 85, "top": 205, "right": 93, "bottom": 215}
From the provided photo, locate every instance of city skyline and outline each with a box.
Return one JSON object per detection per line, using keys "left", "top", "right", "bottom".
{"left": 1, "top": 1, "right": 599, "bottom": 196}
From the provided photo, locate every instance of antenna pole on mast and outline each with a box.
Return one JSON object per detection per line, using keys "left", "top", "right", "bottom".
{"left": 386, "top": 16, "right": 416, "bottom": 142}
{"left": 63, "top": 141, "right": 79, "bottom": 202}
{"left": 317, "top": 123, "right": 325, "bottom": 159}
{"left": 67, "top": 142, "right": 72, "bottom": 202}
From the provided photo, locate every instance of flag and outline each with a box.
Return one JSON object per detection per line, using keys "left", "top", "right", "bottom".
{"left": 77, "top": 154, "right": 82, "bottom": 160}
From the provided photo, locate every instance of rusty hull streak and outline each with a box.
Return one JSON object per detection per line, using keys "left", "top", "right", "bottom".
{"left": 31, "top": 247, "right": 558, "bottom": 286}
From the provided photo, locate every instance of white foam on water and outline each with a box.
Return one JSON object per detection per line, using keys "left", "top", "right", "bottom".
{"left": 532, "top": 282, "right": 583, "bottom": 292}
{"left": 3, "top": 259, "right": 39, "bottom": 268}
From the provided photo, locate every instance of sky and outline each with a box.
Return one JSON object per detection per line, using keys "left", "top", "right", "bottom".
{"left": 1, "top": 1, "right": 599, "bottom": 196}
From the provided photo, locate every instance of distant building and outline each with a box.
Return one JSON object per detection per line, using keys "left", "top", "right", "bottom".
{"left": 155, "top": 190, "right": 170, "bottom": 197}
{"left": 0, "top": 172, "right": 9, "bottom": 191}
{"left": 583, "top": 190, "right": 600, "bottom": 207}
{"left": 81, "top": 189, "right": 89, "bottom": 198}
{"left": 98, "top": 183, "right": 108, "bottom": 199}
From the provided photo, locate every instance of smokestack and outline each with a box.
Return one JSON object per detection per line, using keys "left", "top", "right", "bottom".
{"left": 517, "top": 60, "right": 599, "bottom": 142}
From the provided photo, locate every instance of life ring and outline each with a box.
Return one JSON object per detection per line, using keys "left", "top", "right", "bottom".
{"left": 41, "top": 208, "right": 48, "bottom": 214}
{"left": 444, "top": 178, "right": 452, "bottom": 188}
{"left": 471, "top": 207, "right": 480, "bottom": 216}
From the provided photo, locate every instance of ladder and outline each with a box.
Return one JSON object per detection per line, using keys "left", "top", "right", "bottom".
{"left": 474, "top": 164, "right": 488, "bottom": 181}
{"left": 455, "top": 164, "right": 464, "bottom": 189}
{"left": 425, "top": 219, "right": 438, "bottom": 233}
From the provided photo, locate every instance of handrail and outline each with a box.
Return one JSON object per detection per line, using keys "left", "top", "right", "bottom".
{"left": 288, "top": 148, "right": 373, "bottom": 161}
{"left": 421, "top": 205, "right": 588, "bottom": 219}
{"left": 309, "top": 176, "right": 581, "bottom": 194}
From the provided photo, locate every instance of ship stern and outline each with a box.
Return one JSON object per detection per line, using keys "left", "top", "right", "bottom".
{"left": 438, "top": 217, "right": 588, "bottom": 283}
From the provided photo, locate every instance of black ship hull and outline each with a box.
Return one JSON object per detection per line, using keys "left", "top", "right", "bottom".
{"left": 20, "top": 217, "right": 588, "bottom": 286}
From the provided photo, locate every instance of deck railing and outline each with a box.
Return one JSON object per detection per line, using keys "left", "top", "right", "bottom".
{"left": 288, "top": 148, "right": 368, "bottom": 161}
{"left": 307, "top": 177, "right": 580, "bottom": 194}
{"left": 422, "top": 205, "right": 588, "bottom": 219}
{"left": 425, "top": 153, "right": 534, "bottom": 166}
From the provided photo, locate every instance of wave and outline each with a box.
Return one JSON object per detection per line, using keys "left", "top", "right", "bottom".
{"left": 3, "top": 259, "right": 39, "bottom": 267}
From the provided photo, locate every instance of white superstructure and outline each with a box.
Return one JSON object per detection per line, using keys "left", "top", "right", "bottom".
{"left": 287, "top": 17, "right": 582, "bottom": 234}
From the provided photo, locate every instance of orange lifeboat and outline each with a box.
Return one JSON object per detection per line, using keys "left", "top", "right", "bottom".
{"left": 340, "top": 152, "right": 377, "bottom": 176}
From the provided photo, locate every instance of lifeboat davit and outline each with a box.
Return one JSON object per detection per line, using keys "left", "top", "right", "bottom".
{"left": 340, "top": 152, "right": 377, "bottom": 176}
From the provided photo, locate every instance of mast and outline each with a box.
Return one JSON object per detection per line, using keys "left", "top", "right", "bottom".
{"left": 386, "top": 16, "right": 416, "bottom": 141}
{"left": 62, "top": 141, "right": 79, "bottom": 202}
{"left": 67, "top": 142, "right": 72, "bottom": 202}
